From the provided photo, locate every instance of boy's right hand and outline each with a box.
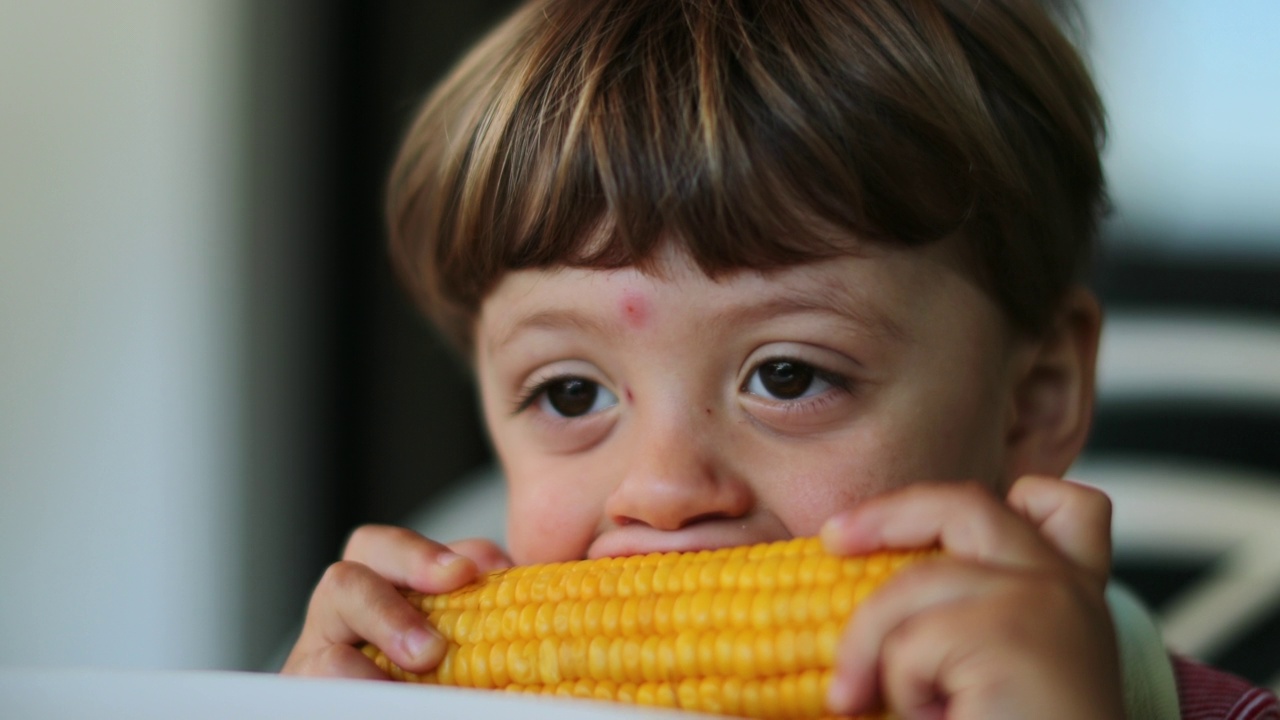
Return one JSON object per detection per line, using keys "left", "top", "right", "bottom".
{"left": 280, "top": 525, "right": 513, "bottom": 679}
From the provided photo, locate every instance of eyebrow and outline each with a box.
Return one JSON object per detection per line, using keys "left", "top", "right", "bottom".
{"left": 486, "top": 307, "right": 612, "bottom": 355}
{"left": 720, "top": 282, "right": 911, "bottom": 345}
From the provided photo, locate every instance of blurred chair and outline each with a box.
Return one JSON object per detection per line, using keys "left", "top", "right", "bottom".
{"left": 1075, "top": 253, "right": 1280, "bottom": 692}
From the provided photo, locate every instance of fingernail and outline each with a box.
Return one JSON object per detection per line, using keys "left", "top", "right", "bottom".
{"left": 826, "top": 674, "right": 855, "bottom": 713}
{"left": 821, "top": 513, "right": 851, "bottom": 548}
{"left": 436, "top": 552, "right": 464, "bottom": 568}
{"left": 402, "top": 626, "right": 444, "bottom": 661}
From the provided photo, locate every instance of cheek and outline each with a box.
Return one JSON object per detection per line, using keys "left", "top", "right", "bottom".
{"left": 753, "top": 442, "right": 913, "bottom": 535}
{"left": 751, "top": 418, "right": 997, "bottom": 535}
{"left": 480, "top": 372, "right": 606, "bottom": 564}
{"left": 504, "top": 470, "right": 603, "bottom": 564}
{"left": 768, "top": 478, "right": 860, "bottom": 536}
{"left": 910, "top": 370, "right": 1011, "bottom": 481}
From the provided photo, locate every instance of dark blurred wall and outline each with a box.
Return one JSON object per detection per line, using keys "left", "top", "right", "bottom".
{"left": 243, "top": 1, "right": 519, "bottom": 668}
{"left": 314, "top": 1, "right": 520, "bottom": 541}
{"left": 313, "top": 1, "right": 528, "bottom": 555}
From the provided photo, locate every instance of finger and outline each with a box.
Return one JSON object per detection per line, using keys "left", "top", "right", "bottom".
{"left": 826, "top": 558, "right": 995, "bottom": 715}
{"left": 284, "top": 643, "right": 390, "bottom": 680}
{"left": 821, "top": 482, "right": 1061, "bottom": 570}
{"left": 871, "top": 571, "right": 1121, "bottom": 720}
{"left": 879, "top": 611, "right": 953, "bottom": 720}
{"left": 447, "top": 538, "right": 515, "bottom": 573}
{"left": 1006, "top": 475, "right": 1112, "bottom": 583}
{"left": 297, "top": 560, "right": 448, "bottom": 673}
{"left": 343, "top": 524, "right": 479, "bottom": 594}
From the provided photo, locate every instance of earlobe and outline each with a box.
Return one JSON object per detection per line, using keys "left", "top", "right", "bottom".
{"left": 1003, "top": 287, "right": 1102, "bottom": 481}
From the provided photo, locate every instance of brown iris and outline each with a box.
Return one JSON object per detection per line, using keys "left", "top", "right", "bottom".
{"left": 545, "top": 377, "right": 600, "bottom": 417}
{"left": 756, "top": 361, "right": 814, "bottom": 399}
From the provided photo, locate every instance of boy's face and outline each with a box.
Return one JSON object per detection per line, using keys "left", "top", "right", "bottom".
{"left": 475, "top": 240, "right": 1033, "bottom": 565}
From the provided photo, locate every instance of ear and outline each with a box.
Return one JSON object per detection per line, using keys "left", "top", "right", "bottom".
{"left": 1002, "top": 287, "right": 1102, "bottom": 481}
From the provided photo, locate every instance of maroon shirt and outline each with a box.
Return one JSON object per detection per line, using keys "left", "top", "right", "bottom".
{"left": 1175, "top": 656, "right": 1279, "bottom": 719}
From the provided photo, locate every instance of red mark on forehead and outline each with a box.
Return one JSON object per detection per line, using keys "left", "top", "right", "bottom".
{"left": 619, "top": 291, "right": 650, "bottom": 329}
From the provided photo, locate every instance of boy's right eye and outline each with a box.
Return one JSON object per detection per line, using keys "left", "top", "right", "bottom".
{"left": 520, "top": 376, "right": 619, "bottom": 418}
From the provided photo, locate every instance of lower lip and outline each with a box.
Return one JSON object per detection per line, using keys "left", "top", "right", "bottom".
{"left": 586, "top": 523, "right": 780, "bottom": 559}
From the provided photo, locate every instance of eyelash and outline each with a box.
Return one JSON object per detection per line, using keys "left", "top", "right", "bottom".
{"left": 512, "top": 374, "right": 613, "bottom": 417}
{"left": 806, "top": 364, "right": 851, "bottom": 394}
{"left": 512, "top": 376, "right": 560, "bottom": 416}
{"left": 744, "top": 358, "right": 853, "bottom": 394}
{"left": 767, "top": 382, "right": 849, "bottom": 417}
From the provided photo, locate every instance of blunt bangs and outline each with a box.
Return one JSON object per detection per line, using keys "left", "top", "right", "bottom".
{"left": 388, "top": 0, "right": 1106, "bottom": 353}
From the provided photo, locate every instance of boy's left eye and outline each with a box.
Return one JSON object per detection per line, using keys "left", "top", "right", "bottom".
{"left": 531, "top": 376, "right": 619, "bottom": 418}
{"left": 743, "top": 360, "right": 839, "bottom": 400}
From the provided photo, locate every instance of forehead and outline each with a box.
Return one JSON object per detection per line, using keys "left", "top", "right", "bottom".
{"left": 477, "top": 238, "right": 993, "bottom": 358}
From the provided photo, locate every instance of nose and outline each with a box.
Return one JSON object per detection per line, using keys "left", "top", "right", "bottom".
{"left": 603, "top": 409, "right": 754, "bottom": 531}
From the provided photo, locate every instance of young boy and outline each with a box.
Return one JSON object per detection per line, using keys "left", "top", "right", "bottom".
{"left": 282, "top": 0, "right": 1279, "bottom": 717}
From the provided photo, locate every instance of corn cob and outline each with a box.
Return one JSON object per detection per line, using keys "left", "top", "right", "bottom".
{"left": 363, "top": 537, "right": 930, "bottom": 719}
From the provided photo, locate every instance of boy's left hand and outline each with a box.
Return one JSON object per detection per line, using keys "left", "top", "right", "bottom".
{"left": 821, "top": 476, "right": 1125, "bottom": 720}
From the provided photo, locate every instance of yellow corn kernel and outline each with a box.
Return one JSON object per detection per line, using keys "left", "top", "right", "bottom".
{"left": 364, "top": 537, "right": 927, "bottom": 719}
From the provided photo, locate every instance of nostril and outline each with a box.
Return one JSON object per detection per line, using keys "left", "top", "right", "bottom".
{"left": 606, "top": 474, "right": 756, "bottom": 532}
{"left": 679, "top": 511, "right": 733, "bottom": 529}
{"left": 611, "top": 512, "right": 730, "bottom": 531}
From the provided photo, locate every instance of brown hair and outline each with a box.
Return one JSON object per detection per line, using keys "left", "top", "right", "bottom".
{"left": 387, "top": 0, "right": 1106, "bottom": 353}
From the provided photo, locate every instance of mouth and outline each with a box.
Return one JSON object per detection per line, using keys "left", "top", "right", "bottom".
{"left": 585, "top": 519, "right": 788, "bottom": 559}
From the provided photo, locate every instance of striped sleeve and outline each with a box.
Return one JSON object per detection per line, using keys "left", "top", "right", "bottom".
{"left": 1173, "top": 655, "right": 1279, "bottom": 719}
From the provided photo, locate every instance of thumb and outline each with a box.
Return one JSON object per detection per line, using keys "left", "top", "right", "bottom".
{"left": 1005, "top": 475, "right": 1112, "bottom": 584}
{"left": 446, "top": 538, "right": 515, "bottom": 573}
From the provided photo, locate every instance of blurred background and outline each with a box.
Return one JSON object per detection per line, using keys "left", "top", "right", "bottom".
{"left": 1, "top": 0, "right": 1277, "bottom": 687}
